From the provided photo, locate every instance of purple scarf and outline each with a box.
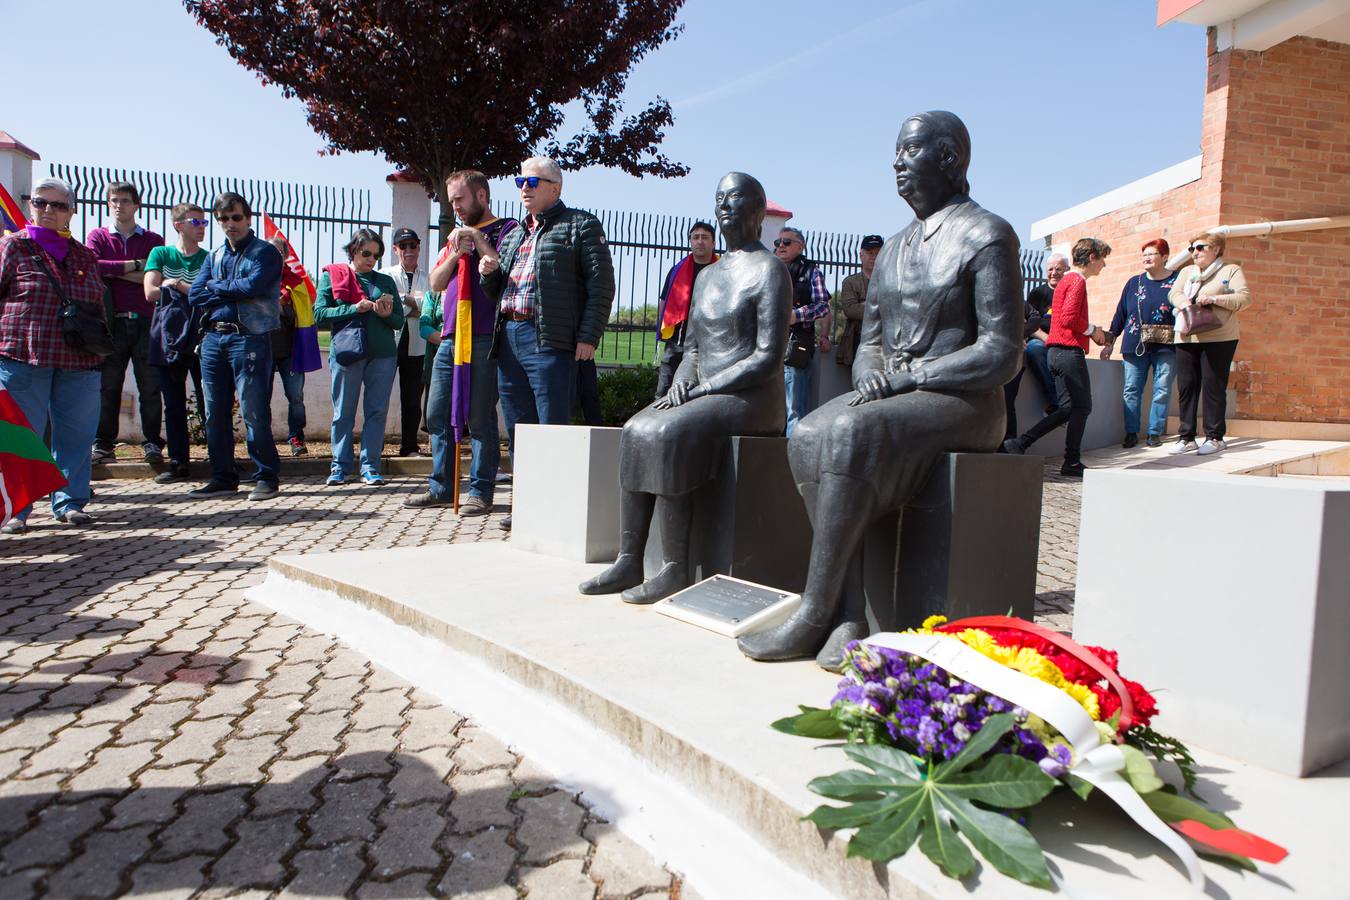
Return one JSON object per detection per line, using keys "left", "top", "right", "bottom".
{"left": 25, "top": 225, "right": 70, "bottom": 263}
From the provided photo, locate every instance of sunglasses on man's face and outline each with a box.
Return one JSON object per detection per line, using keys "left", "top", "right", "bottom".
{"left": 178, "top": 218, "right": 209, "bottom": 227}
{"left": 395, "top": 242, "right": 419, "bottom": 251}
{"left": 30, "top": 198, "right": 72, "bottom": 212}
{"left": 216, "top": 213, "right": 247, "bottom": 224}
{"left": 1188, "top": 243, "right": 1209, "bottom": 253}
{"left": 773, "top": 238, "right": 798, "bottom": 248}
{"left": 514, "top": 176, "right": 557, "bottom": 189}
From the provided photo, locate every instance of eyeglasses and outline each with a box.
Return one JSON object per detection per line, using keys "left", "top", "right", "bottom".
{"left": 30, "top": 198, "right": 72, "bottom": 212}
{"left": 773, "top": 238, "right": 798, "bottom": 248}
{"left": 514, "top": 176, "right": 557, "bottom": 189}
{"left": 1188, "top": 243, "right": 1209, "bottom": 252}
{"left": 395, "top": 242, "right": 419, "bottom": 251}
{"left": 177, "top": 218, "right": 209, "bottom": 227}
{"left": 215, "top": 213, "right": 247, "bottom": 223}
{"left": 355, "top": 249, "right": 379, "bottom": 259}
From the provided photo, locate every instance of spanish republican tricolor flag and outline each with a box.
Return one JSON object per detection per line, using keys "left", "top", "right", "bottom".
{"left": 451, "top": 255, "right": 473, "bottom": 443}
{"left": 0, "top": 182, "right": 27, "bottom": 235}
{"left": 260, "top": 212, "right": 322, "bottom": 373}
{"left": 0, "top": 390, "right": 65, "bottom": 521}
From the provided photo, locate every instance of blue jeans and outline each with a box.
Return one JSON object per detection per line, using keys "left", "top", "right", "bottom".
{"left": 1122, "top": 347, "right": 1174, "bottom": 437}
{"left": 199, "top": 331, "right": 280, "bottom": 487}
{"left": 157, "top": 358, "right": 204, "bottom": 468}
{"left": 1024, "top": 339, "right": 1056, "bottom": 406}
{"left": 0, "top": 359, "right": 100, "bottom": 522}
{"left": 496, "top": 321, "right": 577, "bottom": 455}
{"left": 329, "top": 353, "right": 397, "bottom": 479}
{"left": 427, "top": 334, "right": 499, "bottom": 501}
{"left": 268, "top": 360, "right": 307, "bottom": 441}
{"left": 784, "top": 363, "right": 813, "bottom": 437}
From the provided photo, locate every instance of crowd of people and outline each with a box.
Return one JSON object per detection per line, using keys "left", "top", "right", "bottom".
{"left": 0, "top": 166, "right": 1252, "bottom": 534}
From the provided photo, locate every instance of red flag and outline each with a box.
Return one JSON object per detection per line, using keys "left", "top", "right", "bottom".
{"left": 0, "top": 390, "right": 66, "bottom": 520}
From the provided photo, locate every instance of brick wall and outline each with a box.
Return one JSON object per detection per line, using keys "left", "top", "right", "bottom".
{"left": 1051, "top": 33, "right": 1350, "bottom": 424}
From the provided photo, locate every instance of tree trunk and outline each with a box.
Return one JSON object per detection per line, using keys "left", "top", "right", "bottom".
{"left": 434, "top": 179, "right": 457, "bottom": 250}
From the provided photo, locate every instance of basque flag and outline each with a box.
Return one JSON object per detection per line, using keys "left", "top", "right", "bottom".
{"left": 0, "top": 182, "right": 27, "bottom": 235}
{"left": 260, "top": 212, "right": 322, "bottom": 373}
{"left": 0, "top": 390, "right": 66, "bottom": 521}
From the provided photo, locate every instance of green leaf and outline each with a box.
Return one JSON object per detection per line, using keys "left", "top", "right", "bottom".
{"left": 1141, "top": 788, "right": 1236, "bottom": 831}
{"left": 1064, "top": 773, "right": 1095, "bottom": 801}
{"left": 772, "top": 706, "right": 847, "bottom": 739}
{"left": 843, "top": 742, "right": 924, "bottom": 781}
{"left": 1128, "top": 725, "right": 1201, "bottom": 796}
{"left": 807, "top": 796, "right": 910, "bottom": 830}
{"left": 808, "top": 769, "right": 911, "bottom": 802}
{"left": 942, "top": 754, "right": 1057, "bottom": 808}
{"left": 1120, "top": 744, "right": 1165, "bottom": 794}
{"left": 917, "top": 791, "right": 977, "bottom": 878}
{"left": 844, "top": 793, "right": 928, "bottom": 861}
{"left": 938, "top": 793, "right": 1054, "bottom": 888}
{"left": 931, "top": 712, "right": 1017, "bottom": 781}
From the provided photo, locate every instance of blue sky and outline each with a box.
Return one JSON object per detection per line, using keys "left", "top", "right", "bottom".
{"left": 14, "top": 0, "right": 1206, "bottom": 244}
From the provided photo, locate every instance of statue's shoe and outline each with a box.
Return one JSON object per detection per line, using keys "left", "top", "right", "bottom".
{"left": 578, "top": 554, "right": 644, "bottom": 595}
{"left": 814, "top": 619, "right": 869, "bottom": 672}
{"left": 737, "top": 610, "right": 832, "bottom": 661}
{"left": 620, "top": 562, "right": 690, "bottom": 605}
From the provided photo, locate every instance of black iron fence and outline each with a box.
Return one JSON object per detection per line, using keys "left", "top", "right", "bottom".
{"left": 48, "top": 163, "right": 1045, "bottom": 367}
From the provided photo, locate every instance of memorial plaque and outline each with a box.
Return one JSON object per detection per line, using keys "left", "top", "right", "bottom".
{"left": 655, "top": 575, "right": 801, "bottom": 638}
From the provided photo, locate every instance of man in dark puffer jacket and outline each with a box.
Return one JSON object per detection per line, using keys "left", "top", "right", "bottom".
{"left": 484, "top": 156, "right": 615, "bottom": 529}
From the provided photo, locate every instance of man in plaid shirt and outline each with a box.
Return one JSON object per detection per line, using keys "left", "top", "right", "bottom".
{"left": 774, "top": 226, "right": 831, "bottom": 435}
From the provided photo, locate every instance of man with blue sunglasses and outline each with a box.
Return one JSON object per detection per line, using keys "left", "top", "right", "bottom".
{"left": 484, "top": 156, "right": 615, "bottom": 530}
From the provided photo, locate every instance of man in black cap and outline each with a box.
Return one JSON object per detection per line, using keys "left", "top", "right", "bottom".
{"left": 833, "top": 234, "right": 883, "bottom": 368}
{"left": 380, "top": 227, "right": 432, "bottom": 455}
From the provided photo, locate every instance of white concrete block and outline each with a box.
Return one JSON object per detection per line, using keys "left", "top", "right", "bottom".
{"left": 511, "top": 424, "right": 622, "bottom": 563}
{"left": 1073, "top": 469, "right": 1350, "bottom": 775}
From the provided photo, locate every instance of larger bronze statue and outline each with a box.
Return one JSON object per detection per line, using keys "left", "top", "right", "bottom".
{"left": 738, "top": 111, "right": 1023, "bottom": 662}
{"left": 580, "top": 172, "right": 790, "bottom": 604}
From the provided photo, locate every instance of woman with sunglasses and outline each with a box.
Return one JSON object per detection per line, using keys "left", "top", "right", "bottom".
{"left": 0, "top": 177, "right": 108, "bottom": 533}
{"left": 1167, "top": 231, "right": 1250, "bottom": 456}
{"left": 314, "top": 228, "right": 404, "bottom": 486}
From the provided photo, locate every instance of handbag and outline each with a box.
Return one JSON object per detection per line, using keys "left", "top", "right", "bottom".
{"left": 31, "top": 249, "right": 115, "bottom": 358}
{"left": 784, "top": 333, "right": 811, "bottom": 369}
{"left": 1139, "top": 324, "right": 1175, "bottom": 345}
{"left": 1176, "top": 304, "right": 1222, "bottom": 337}
{"left": 330, "top": 314, "right": 369, "bottom": 365}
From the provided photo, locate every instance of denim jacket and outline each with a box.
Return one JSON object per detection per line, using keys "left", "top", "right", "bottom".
{"left": 188, "top": 230, "right": 282, "bottom": 336}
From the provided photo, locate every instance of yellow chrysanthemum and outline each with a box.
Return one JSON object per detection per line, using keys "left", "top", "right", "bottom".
{"left": 904, "top": 620, "right": 1101, "bottom": 722}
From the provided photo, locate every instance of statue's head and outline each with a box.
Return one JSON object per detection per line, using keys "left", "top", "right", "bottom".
{"left": 715, "top": 172, "right": 766, "bottom": 242}
{"left": 893, "top": 111, "right": 971, "bottom": 209}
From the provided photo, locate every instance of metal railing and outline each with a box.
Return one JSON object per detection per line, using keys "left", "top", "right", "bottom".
{"left": 47, "top": 163, "right": 1045, "bottom": 367}
{"left": 49, "top": 162, "right": 387, "bottom": 278}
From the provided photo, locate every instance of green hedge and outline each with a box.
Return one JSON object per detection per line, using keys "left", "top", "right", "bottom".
{"left": 596, "top": 365, "right": 659, "bottom": 426}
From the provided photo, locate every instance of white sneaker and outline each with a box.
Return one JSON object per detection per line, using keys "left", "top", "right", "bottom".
{"left": 1168, "top": 439, "right": 1198, "bottom": 455}
{"left": 1197, "top": 439, "right": 1227, "bottom": 456}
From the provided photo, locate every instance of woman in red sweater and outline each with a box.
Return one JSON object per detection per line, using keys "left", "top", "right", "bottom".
{"left": 1003, "top": 238, "right": 1110, "bottom": 476}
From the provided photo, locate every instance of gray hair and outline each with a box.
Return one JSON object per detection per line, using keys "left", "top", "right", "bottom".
{"left": 31, "top": 177, "right": 76, "bottom": 208}
{"left": 521, "top": 156, "right": 563, "bottom": 185}
{"left": 1045, "top": 253, "right": 1069, "bottom": 270}
{"left": 779, "top": 226, "right": 806, "bottom": 250}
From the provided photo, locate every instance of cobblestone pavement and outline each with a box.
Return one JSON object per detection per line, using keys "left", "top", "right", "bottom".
{"left": 0, "top": 470, "right": 1081, "bottom": 898}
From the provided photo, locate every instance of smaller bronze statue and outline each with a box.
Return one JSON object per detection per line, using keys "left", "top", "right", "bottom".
{"left": 580, "top": 172, "right": 790, "bottom": 604}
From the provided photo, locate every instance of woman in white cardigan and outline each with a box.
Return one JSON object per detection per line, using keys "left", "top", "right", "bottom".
{"left": 382, "top": 229, "right": 433, "bottom": 456}
{"left": 1167, "top": 231, "right": 1252, "bottom": 456}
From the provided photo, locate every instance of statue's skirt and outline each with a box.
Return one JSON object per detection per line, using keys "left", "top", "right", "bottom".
{"left": 618, "top": 379, "right": 786, "bottom": 496}
{"left": 787, "top": 387, "right": 1005, "bottom": 509}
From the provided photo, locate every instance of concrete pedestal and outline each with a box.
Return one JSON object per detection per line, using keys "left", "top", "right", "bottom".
{"left": 643, "top": 436, "right": 812, "bottom": 592}
{"left": 1074, "top": 469, "right": 1350, "bottom": 776}
{"left": 511, "top": 425, "right": 622, "bottom": 563}
{"left": 846, "top": 453, "right": 1043, "bottom": 632}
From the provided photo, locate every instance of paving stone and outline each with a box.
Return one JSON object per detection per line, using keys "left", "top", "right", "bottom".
{"left": 335, "top": 728, "right": 397, "bottom": 779}
{"left": 0, "top": 773, "right": 62, "bottom": 839}
{"left": 0, "top": 796, "right": 109, "bottom": 869}
{"left": 235, "top": 694, "right": 303, "bottom": 738}
{"left": 516, "top": 791, "right": 589, "bottom": 863}
{"left": 252, "top": 756, "right": 329, "bottom": 817}
{"left": 192, "top": 680, "right": 264, "bottom": 721}
{"left": 115, "top": 698, "right": 194, "bottom": 745}
{"left": 305, "top": 674, "right": 365, "bottom": 714}
{"left": 0, "top": 868, "right": 44, "bottom": 900}
{"left": 74, "top": 683, "right": 154, "bottom": 725}
{"left": 280, "top": 709, "right": 347, "bottom": 760}
{"left": 282, "top": 841, "right": 366, "bottom": 897}
{"left": 306, "top": 775, "right": 385, "bottom": 845}
{"left": 586, "top": 821, "right": 673, "bottom": 896}
{"left": 154, "top": 717, "right": 233, "bottom": 766}
{"left": 129, "top": 854, "right": 210, "bottom": 898}
{"left": 369, "top": 804, "right": 446, "bottom": 875}
{"left": 209, "top": 813, "right": 302, "bottom": 889}
{"left": 67, "top": 742, "right": 157, "bottom": 793}
{"left": 349, "top": 691, "right": 409, "bottom": 732}
{"left": 355, "top": 872, "right": 434, "bottom": 897}
{"left": 155, "top": 788, "right": 249, "bottom": 858}
{"left": 110, "top": 765, "right": 198, "bottom": 829}
{"left": 438, "top": 829, "right": 518, "bottom": 896}
{"left": 45, "top": 824, "right": 154, "bottom": 897}
{"left": 21, "top": 721, "right": 116, "bottom": 775}
{"left": 0, "top": 710, "right": 78, "bottom": 752}
{"left": 448, "top": 724, "right": 512, "bottom": 768}
{"left": 518, "top": 858, "right": 596, "bottom": 899}
{"left": 386, "top": 747, "right": 454, "bottom": 807}
{"left": 448, "top": 768, "right": 516, "bottom": 832}
{"left": 201, "top": 735, "right": 280, "bottom": 786}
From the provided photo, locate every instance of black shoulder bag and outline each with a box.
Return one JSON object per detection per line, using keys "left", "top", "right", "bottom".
{"left": 31, "top": 249, "right": 115, "bottom": 358}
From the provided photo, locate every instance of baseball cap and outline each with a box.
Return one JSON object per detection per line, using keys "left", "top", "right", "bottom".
{"left": 861, "top": 234, "right": 884, "bottom": 250}
{"left": 392, "top": 227, "right": 420, "bottom": 245}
